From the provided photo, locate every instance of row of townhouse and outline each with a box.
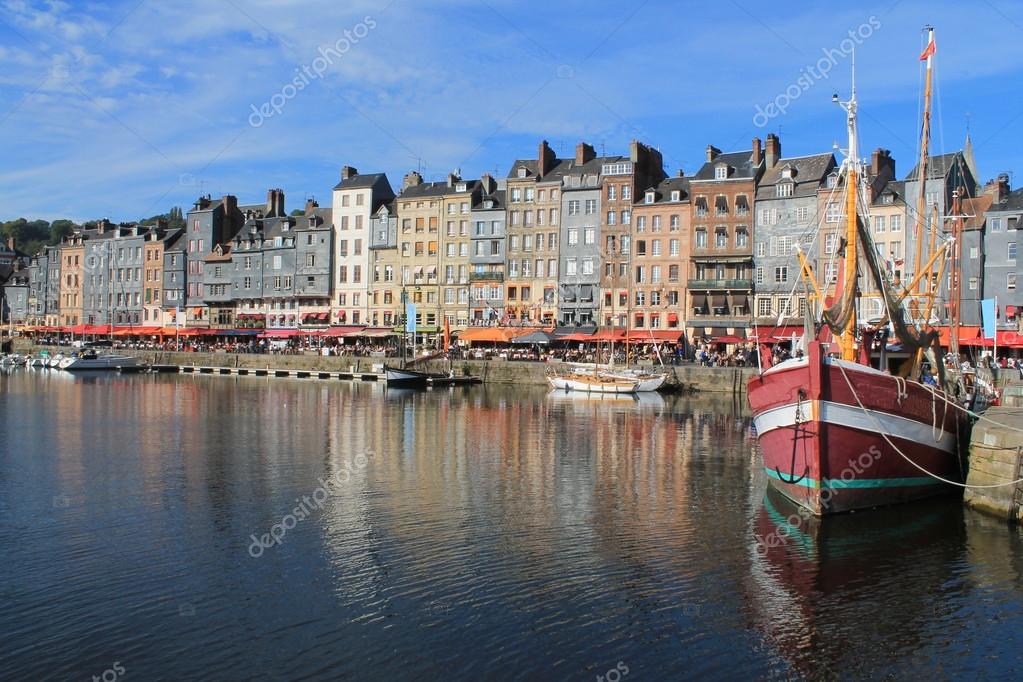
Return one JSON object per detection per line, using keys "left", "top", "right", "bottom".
{"left": 6, "top": 135, "right": 1022, "bottom": 338}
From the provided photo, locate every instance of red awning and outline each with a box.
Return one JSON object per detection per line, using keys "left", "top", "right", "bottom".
{"left": 1006, "top": 305, "right": 1018, "bottom": 318}
{"left": 323, "top": 326, "right": 366, "bottom": 337}
{"left": 590, "top": 328, "right": 629, "bottom": 342}
{"left": 667, "top": 313, "right": 679, "bottom": 323}
{"left": 259, "top": 329, "right": 300, "bottom": 338}
{"left": 626, "top": 330, "right": 684, "bottom": 343}
{"left": 751, "top": 325, "right": 806, "bottom": 343}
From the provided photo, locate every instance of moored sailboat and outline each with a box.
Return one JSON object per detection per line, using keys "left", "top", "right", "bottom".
{"left": 748, "top": 31, "right": 974, "bottom": 515}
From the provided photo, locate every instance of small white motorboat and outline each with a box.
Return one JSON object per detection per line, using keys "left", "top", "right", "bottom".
{"left": 60, "top": 349, "right": 139, "bottom": 371}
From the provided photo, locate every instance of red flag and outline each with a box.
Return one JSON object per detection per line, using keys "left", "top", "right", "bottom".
{"left": 919, "top": 37, "right": 935, "bottom": 61}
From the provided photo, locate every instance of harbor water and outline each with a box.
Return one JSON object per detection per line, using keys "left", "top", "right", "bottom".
{"left": 2, "top": 370, "right": 1023, "bottom": 680}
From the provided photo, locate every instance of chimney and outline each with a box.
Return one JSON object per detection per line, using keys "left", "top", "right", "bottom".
{"left": 575, "top": 142, "right": 595, "bottom": 165}
{"left": 984, "top": 174, "right": 1011, "bottom": 203}
{"left": 751, "top": 137, "right": 763, "bottom": 168}
{"left": 676, "top": 169, "right": 685, "bottom": 178}
{"left": 870, "top": 148, "right": 895, "bottom": 180}
{"left": 96, "top": 219, "right": 109, "bottom": 235}
{"left": 340, "top": 165, "right": 358, "bottom": 181}
{"left": 537, "top": 140, "right": 555, "bottom": 178}
{"left": 305, "top": 198, "right": 319, "bottom": 215}
{"left": 447, "top": 171, "right": 460, "bottom": 187}
{"left": 706, "top": 145, "right": 721, "bottom": 162}
{"left": 765, "top": 134, "right": 781, "bottom": 168}
{"left": 480, "top": 173, "right": 496, "bottom": 195}
{"left": 402, "top": 171, "right": 423, "bottom": 190}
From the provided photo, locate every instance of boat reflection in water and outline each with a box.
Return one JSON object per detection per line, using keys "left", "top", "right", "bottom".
{"left": 747, "top": 486, "right": 966, "bottom": 678}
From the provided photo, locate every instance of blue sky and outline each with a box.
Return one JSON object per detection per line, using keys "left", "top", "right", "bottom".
{"left": 1, "top": 0, "right": 1021, "bottom": 222}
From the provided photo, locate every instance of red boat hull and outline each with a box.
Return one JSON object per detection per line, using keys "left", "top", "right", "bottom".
{"left": 747, "top": 343, "right": 965, "bottom": 515}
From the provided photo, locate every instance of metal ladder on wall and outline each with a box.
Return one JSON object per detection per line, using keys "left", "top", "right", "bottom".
{"left": 1010, "top": 446, "right": 1023, "bottom": 524}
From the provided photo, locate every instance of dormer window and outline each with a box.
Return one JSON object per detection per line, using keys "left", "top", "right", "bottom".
{"left": 645, "top": 191, "right": 656, "bottom": 204}
{"left": 671, "top": 190, "right": 680, "bottom": 202}
{"left": 715, "top": 165, "right": 728, "bottom": 180}
{"left": 308, "top": 217, "right": 316, "bottom": 227}
{"left": 781, "top": 165, "right": 795, "bottom": 179}
{"left": 776, "top": 182, "right": 793, "bottom": 198}
{"left": 517, "top": 167, "right": 528, "bottom": 179}
{"left": 456, "top": 182, "right": 467, "bottom": 192}
{"left": 882, "top": 193, "right": 894, "bottom": 205}
{"left": 826, "top": 174, "right": 838, "bottom": 189}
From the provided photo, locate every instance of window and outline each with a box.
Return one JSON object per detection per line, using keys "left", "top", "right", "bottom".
{"left": 1009, "top": 243, "right": 1017, "bottom": 263}
{"left": 776, "top": 183, "right": 793, "bottom": 198}
{"left": 621, "top": 210, "right": 630, "bottom": 224}
{"left": 874, "top": 216, "right": 886, "bottom": 232}
{"left": 645, "top": 191, "right": 655, "bottom": 204}
{"left": 735, "top": 228, "right": 748, "bottom": 248}
{"left": 1008, "top": 273, "right": 1017, "bottom": 291}
{"left": 715, "top": 165, "right": 727, "bottom": 180}
{"left": 565, "top": 258, "right": 577, "bottom": 275}
{"left": 695, "top": 230, "right": 707, "bottom": 248}
{"left": 567, "top": 229, "right": 579, "bottom": 246}
{"left": 715, "top": 229, "right": 728, "bottom": 248}
{"left": 795, "top": 207, "right": 809, "bottom": 222}
{"left": 824, "top": 233, "right": 837, "bottom": 255}
{"left": 652, "top": 215, "right": 662, "bottom": 231}
{"left": 669, "top": 239, "right": 679, "bottom": 256}
{"left": 585, "top": 199, "right": 597, "bottom": 214}
{"left": 568, "top": 200, "right": 580, "bottom": 216}
{"left": 970, "top": 246, "right": 980, "bottom": 259}
{"left": 775, "top": 266, "right": 788, "bottom": 283}
{"left": 584, "top": 228, "right": 595, "bottom": 245}
{"left": 826, "top": 202, "right": 840, "bottom": 223}
{"left": 651, "top": 239, "right": 662, "bottom": 256}
{"left": 511, "top": 188, "right": 522, "bottom": 202}
{"left": 991, "top": 218, "right": 1004, "bottom": 232}
{"left": 758, "top": 297, "right": 772, "bottom": 316}
{"left": 607, "top": 185, "right": 617, "bottom": 201}
{"left": 758, "top": 209, "right": 777, "bottom": 226}
{"left": 890, "top": 215, "right": 902, "bottom": 232}
{"left": 968, "top": 277, "right": 978, "bottom": 291}
{"left": 622, "top": 185, "right": 631, "bottom": 201}
{"left": 756, "top": 242, "right": 766, "bottom": 257}
{"left": 607, "top": 211, "right": 616, "bottom": 226}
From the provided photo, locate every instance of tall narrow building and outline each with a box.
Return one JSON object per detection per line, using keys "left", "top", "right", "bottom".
{"left": 687, "top": 139, "right": 762, "bottom": 341}
{"left": 506, "top": 141, "right": 571, "bottom": 326}
{"left": 332, "top": 166, "right": 395, "bottom": 327}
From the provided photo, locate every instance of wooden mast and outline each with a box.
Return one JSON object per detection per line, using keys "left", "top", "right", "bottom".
{"left": 949, "top": 187, "right": 964, "bottom": 358}
{"left": 838, "top": 50, "right": 859, "bottom": 362}
{"left": 913, "top": 27, "right": 935, "bottom": 299}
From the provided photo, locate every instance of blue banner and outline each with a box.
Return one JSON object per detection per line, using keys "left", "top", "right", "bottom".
{"left": 405, "top": 304, "right": 417, "bottom": 333}
{"left": 981, "top": 298, "right": 997, "bottom": 339}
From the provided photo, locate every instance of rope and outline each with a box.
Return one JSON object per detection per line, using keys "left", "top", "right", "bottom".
{"left": 835, "top": 360, "right": 1023, "bottom": 489}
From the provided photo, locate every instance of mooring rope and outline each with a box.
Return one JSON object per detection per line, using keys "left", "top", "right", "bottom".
{"left": 835, "top": 361, "right": 1023, "bottom": 489}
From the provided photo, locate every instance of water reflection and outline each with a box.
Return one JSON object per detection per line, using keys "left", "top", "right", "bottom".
{"left": 2, "top": 371, "right": 1023, "bottom": 679}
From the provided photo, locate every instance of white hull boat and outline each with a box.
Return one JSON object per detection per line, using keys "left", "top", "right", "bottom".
{"left": 547, "top": 372, "right": 639, "bottom": 394}
{"left": 60, "top": 352, "right": 139, "bottom": 371}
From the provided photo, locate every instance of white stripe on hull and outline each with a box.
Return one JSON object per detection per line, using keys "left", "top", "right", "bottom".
{"left": 753, "top": 400, "right": 955, "bottom": 453}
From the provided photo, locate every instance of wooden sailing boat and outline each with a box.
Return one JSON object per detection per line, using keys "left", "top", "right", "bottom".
{"left": 747, "top": 31, "right": 969, "bottom": 515}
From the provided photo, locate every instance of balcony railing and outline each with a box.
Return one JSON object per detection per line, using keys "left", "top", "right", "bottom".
{"left": 469, "top": 271, "right": 504, "bottom": 282}
{"left": 687, "top": 278, "right": 753, "bottom": 290}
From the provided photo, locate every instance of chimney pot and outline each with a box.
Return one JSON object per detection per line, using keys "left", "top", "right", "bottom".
{"left": 706, "top": 145, "right": 721, "bottom": 162}
{"left": 341, "top": 165, "right": 358, "bottom": 181}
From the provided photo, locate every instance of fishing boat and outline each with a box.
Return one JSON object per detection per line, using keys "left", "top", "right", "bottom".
{"left": 748, "top": 31, "right": 974, "bottom": 515}
{"left": 59, "top": 349, "right": 139, "bottom": 371}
